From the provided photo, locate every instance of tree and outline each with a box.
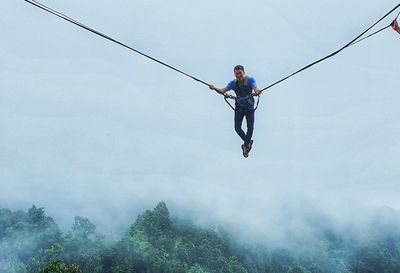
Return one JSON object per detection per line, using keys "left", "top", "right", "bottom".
{"left": 129, "top": 201, "right": 175, "bottom": 252}
{"left": 39, "top": 261, "right": 80, "bottom": 273}
{"left": 0, "top": 256, "right": 27, "bottom": 273}
{"left": 287, "top": 266, "right": 311, "bottom": 273}
{"left": 223, "top": 256, "right": 248, "bottom": 273}
{"left": 71, "top": 217, "right": 96, "bottom": 240}
{"left": 111, "top": 258, "right": 135, "bottom": 273}
{"left": 62, "top": 216, "right": 105, "bottom": 273}
{"left": 350, "top": 240, "right": 400, "bottom": 273}
{"left": 187, "top": 264, "right": 210, "bottom": 273}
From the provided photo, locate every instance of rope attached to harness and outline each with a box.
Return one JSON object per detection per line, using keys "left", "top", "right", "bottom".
{"left": 23, "top": 0, "right": 400, "bottom": 111}
{"left": 258, "top": 3, "right": 400, "bottom": 94}
{"left": 23, "top": 0, "right": 212, "bottom": 88}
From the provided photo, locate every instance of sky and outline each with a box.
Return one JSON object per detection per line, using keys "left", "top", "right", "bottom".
{"left": 1, "top": 0, "right": 400, "bottom": 245}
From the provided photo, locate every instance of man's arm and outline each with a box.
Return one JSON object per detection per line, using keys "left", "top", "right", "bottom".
{"left": 209, "top": 85, "right": 229, "bottom": 94}
{"left": 249, "top": 77, "right": 261, "bottom": 95}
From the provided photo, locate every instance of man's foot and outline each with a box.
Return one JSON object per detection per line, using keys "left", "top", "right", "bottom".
{"left": 248, "top": 140, "right": 254, "bottom": 152}
{"left": 241, "top": 144, "right": 249, "bottom": 158}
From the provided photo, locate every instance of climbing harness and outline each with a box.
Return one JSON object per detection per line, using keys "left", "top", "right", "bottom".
{"left": 222, "top": 77, "right": 260, "bottom": 111}
{"left": 224, "top": 93, "right": 260, "bottom": 112}
{"left": 23, "top": 0, "right": 400, "bottom": 111}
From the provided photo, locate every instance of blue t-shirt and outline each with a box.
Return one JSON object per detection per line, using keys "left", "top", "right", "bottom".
{"left": 226, "top": 76, "right": 257, "bottom": 109}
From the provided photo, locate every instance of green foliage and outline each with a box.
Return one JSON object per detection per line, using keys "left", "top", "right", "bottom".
{"left": 39, "top": 261, "right": 80, "bottom": 273}
{"left": 187, "top": 264, "right": 210, "bottom": 273}
{"left": 0, "top": 256, "right": 27, "bottom": 273}
{"left": 26, "top": 243, "right": 65, "bottom": 273}
{"left": 127, "top": 202, "right": 249, "bottom": 273}
{"left": 2, "top": 202, "right": 400, "bottom": 273}
{"left": 130, "top": 201, "right": 175, "bottom": 252}
{"left": 287, "top": 266, "right": 311, "bottom": 273}
{"left": 111, "top": 258, "right": 135, "bottom": 273}
{"left": 0, "top": 208, "right": 20, "bottom": 239}
{"left": 71, "top": 217, "right": 96, "bottom": 240}
{"left": 0, "top": 205, "right": 62, "bottom": 268}
{"left": 223, "top": 256, "right": 248, "bottom": 273}
{"left": 62, "top": 216, "right": 105, "bottom": 273}
{"left": 350, "top": 239, "right": 400, "bottom": 273}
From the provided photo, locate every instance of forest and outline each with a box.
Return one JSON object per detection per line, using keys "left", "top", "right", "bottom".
{"left": 1, "top": 202, "right": 400, "bottom": 273}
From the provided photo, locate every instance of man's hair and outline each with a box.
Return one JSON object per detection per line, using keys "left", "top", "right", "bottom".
{"left": 234, "top": 65, "right": 245, "bottom": 71}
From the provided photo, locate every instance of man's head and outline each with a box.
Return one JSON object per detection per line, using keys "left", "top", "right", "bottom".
{"left": 234, "top": 65, "right": 245, "bottom": 81}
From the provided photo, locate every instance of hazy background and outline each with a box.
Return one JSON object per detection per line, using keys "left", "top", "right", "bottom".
{"left": 1, "top": 0, "right": 400, "bottom": 246}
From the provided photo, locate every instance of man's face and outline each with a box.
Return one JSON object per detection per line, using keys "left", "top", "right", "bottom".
{"left": 234, "top": 69, "right": 245, "bottom": 81}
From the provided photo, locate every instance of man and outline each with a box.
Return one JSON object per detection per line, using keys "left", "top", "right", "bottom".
{"left": 209, "top": 65, "right": 261, "bottom": 158}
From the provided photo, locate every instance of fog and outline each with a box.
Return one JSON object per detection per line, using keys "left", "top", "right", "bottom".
{"left": 1, "top": 0, "right": 400, "bottom": 247}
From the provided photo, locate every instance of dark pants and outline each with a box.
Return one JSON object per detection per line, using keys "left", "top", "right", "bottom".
{"left": 234, "top": 107, "right": 254, "bottom": 148}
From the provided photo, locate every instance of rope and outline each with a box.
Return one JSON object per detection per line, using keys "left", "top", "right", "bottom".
{"left": 23, "top": 0, "right": 212, "bottom": 88}
{"left": 259, "top": 3, "right": 400, "bottom": 93}
{"left": 349, "top": 25, "right": 391, "bottom": 46}
{"left": 220, "top": 5, "right": 400, "bottom": 111}
{"left": 24, "top": 0, "right": 400, "bottom": 108}
{"left": 224, "top": 95, "right": 236, "bottom": 111}
{"left": 224, "top": 5, "right": 400, "bottom": 108}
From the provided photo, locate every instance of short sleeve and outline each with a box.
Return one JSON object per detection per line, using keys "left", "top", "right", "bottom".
{"left": 248, "top": 77, "right": 257, "bottom": 89}
{"left": 226, "top": 80, "right": 235, "bottom": 90}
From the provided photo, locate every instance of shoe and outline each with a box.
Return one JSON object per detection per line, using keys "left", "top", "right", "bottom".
{"left": 248, "top": 140, "right": 254, "bottom": 152}
{"left": 241, "top": 144, "right": 249, "bottom": 158}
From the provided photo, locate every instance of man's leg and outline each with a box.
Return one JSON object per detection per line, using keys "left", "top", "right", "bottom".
{"left": 244, "top": 109, "right": 255, "bottom": 148}
{"left": 234, "top": 108, "right": 246, "bottom": 142}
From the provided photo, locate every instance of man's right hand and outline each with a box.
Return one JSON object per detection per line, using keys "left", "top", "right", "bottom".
{"left": 210, "top": 86, "right": 228, "bottom": 94}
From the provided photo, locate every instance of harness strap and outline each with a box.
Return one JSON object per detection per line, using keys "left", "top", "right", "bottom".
{"left": 224, "top": 94, "right": 236, "bottom": 111}
{"left": 224, "top": 93, "right": 260, "bottom": 112}
{"left": 254, "top": 95, "right": 260, "bottom": 111}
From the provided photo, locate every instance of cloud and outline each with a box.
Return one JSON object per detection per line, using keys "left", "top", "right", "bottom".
{"left": 1, "top": 0, "right": 400, "bottom": 246}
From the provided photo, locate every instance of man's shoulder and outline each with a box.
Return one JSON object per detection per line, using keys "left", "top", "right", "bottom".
{"left": 226, "top": 79, "right": 236, "bottom": 89}
{"left": 247, "top": 76, "right": 256, "bottom": 82}
{"left": 247, "top": 76, "right": 257, "bottom": 86}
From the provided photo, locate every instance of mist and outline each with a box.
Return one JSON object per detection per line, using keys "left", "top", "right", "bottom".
{"left": 1, "top": 0, "right": 400, "bottom": 254}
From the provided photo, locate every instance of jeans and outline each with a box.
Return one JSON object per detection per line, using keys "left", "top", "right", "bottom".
{"left": 234, "top": 107, "right": 254, "bottom": 148}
